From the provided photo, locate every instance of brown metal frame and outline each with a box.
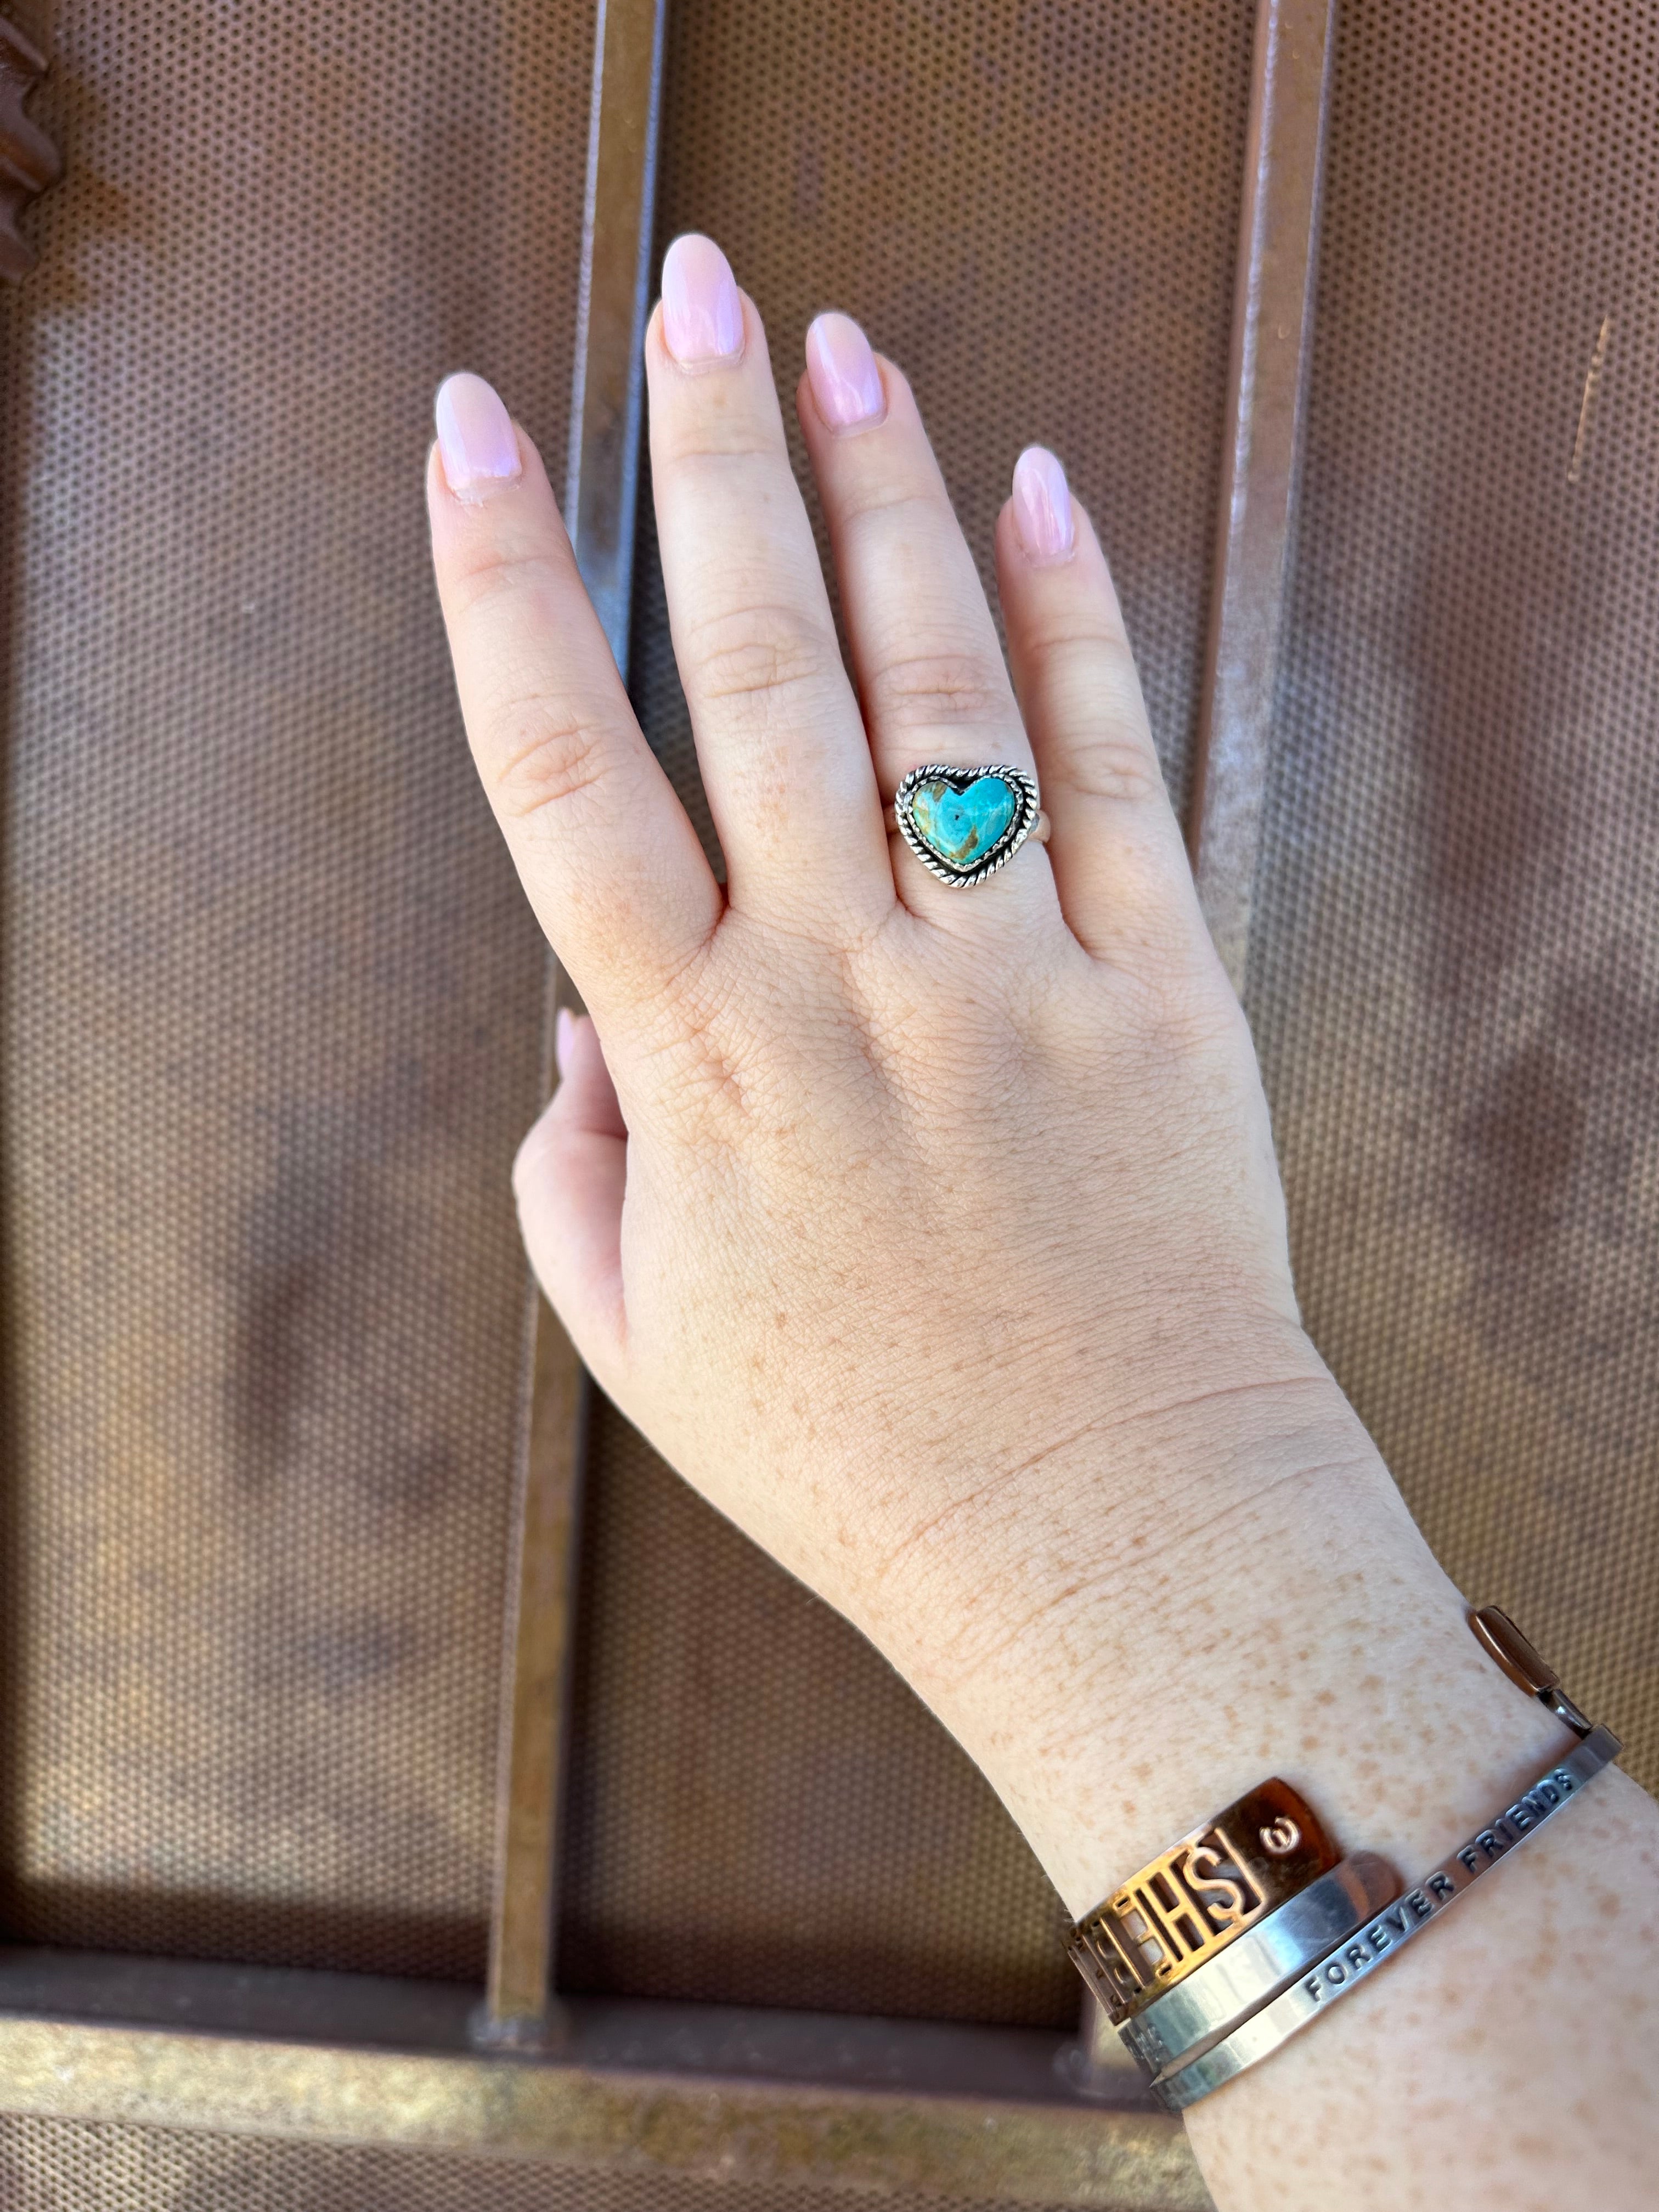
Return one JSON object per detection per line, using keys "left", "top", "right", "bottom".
{"left": 481, "top": 0, "right": 668, "bottom": 2053}
{"left": 1188, "top": 0, "right": 1335, "bottom": 991}
{"left": 0, "top": 0, "right": 1330, "bottom": 2199}
{"left": 0, "top": 1948, "right": 1201, "bottom": 2208}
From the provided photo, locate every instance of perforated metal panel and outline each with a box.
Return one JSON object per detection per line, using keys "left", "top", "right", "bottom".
{"left": 568, "top": 0, "right": 1255, "bottom": 2028}
{"left": 561, "top": 1401, "right": 1077, "bottom": 2024}
{"left": 1251, "top": 0, "right": 1659, "bottom": 1785}
{"left": 631, "top": 0, "right": 1253, "bottom": 820}
{"left": 0, "top": 0, "right": 588, "bottom": 1974}
{"left": 5, "top": 15, "right": 1652, "bottom": 2206}
{"left": 0, "top": 2117, "right": 1088, "bottom": 2212}
{"left": 0, "top": 0, "right": 1254, "bottom": 2048}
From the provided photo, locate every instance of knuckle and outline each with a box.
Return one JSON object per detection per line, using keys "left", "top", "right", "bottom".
{"left": 1040, "top": 635, "right": 1166, "bottom": 806}
{"left": 864, "top": 646, "right": 1009, "bottom": 734}
{"left": 658, "top": 422, "right": 783, "bottom": 471}
{"left": 687, "top": 601, "right": 833, "bottom": 711}
{"left": 446, "top": 544, "right": 566, "bottom": 625}
{"left": 486, "top": 693, "right": 619, "bottom": 823}
{"left": 1066, "top": 727, "right": 1169, "bottom": 808}
{"left": 1131, "top": 955, "right": 1245, "bottom": 1065}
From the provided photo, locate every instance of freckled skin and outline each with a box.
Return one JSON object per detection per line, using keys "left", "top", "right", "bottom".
{"left": 429, "top": 268, "right": 1659, "bottom": 2212}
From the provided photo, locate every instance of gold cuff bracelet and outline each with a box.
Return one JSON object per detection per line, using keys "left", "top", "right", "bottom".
{"left": 1068, "top": 1777, "right": 1338, "bottom": 2024}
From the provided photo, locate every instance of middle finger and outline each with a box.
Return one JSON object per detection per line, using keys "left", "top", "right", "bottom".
{"left": 647, "top": 236, "right": 894, "bottom": 939}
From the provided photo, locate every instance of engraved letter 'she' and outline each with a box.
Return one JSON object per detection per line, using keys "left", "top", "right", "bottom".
{"left": 1182, "top": 1838, "right": 1255, "bottom": 1927}
{"left": 1066, "top": 1780, "right": 1338, "bottom": 2023}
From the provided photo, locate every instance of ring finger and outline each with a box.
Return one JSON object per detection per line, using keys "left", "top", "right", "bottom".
{"left": 795, "top": 313, "right": 1057, "bottom": 929}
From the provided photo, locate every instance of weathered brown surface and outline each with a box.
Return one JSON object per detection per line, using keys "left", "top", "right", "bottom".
{"left": 7, "top": 2, "right": 1649, "bottom": 2204}
{"left": 0, "top": 2110, "right": 1205, "bottom": 2212}
{"left": 1251, "top": 0, "right": 1659, "bottom": 1786}
{"left": 0, "top": 0, "right": 588, "bottom": 1974}
{"left": 0, "top": 2015, "right": 1207, "bottom": 2209}
{"left": 561, "top": 1404, "right": 1078, "bottom": 2026}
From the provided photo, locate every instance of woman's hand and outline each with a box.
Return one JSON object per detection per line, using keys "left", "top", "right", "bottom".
{"left": 428, "top": 234, "right": 1658, "bottom": 2212}
{"left": 427, "top": 239, "right": 1347, "bottom": 1843}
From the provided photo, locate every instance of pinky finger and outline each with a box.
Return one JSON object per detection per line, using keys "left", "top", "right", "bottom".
{"left": 996, "top": 449, "right": 1202, "bottom": 963}
{"left": 513, "top": 1011, "right": 628, "bottom": 1382}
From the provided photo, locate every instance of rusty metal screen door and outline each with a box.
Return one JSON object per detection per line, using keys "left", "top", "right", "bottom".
{"left": 1, "top": 2, "right": 1653, "bottom": 2208}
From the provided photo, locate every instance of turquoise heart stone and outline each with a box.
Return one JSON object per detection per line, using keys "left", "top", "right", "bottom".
{"left": 909, "top": 775, "right": 1018, "bottom": 871}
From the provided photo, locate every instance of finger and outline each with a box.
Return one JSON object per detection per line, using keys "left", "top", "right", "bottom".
{"left": 796, "top": 315, "right": 1055, "bottom": 927}
{"left": 428, "top": 373, "right": 721, "bottom": 1023}
{"left": 513, "top": 1011, "right": 627, "bottom": 1383}
{"left": 995, "top": 448, "right": 1202, "bottom": 962}
{"left": 646, "top": 238, "right": 891, "bottom": 935}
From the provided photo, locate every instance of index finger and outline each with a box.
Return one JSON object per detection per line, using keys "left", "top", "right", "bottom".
{"left": 427, "top": 373, "right": 721, "bottom": 1023}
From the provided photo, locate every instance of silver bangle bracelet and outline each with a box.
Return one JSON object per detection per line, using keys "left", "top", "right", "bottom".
{"left": 1152, "top": 1720, "right": 1622, "bottom": 2113}
{"left": 1118, "top": 1850, "right": 1400, "bottom": 2079}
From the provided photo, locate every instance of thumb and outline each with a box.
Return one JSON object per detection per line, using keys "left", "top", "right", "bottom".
{"left": 513, "top": 1009, "right": 628, "bottom": 1380}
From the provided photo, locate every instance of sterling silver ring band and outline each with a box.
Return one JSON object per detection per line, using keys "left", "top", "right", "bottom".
{"left": 1152, "top": 1723, "right": 1622, "bottom": 2112}
{"left": 1117, "top": 1850, "right": 1401, "bottom": 2080}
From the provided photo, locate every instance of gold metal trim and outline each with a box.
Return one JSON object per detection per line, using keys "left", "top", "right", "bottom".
{"left": 0, "top": 2015, "right": 1208, "bottom": 2210}
{"left": 1468, "top": 1605, "right": 1593, "bottom": 1737}
{"left": 1069, "top": 1779, "right": 1337, "bottom": 2023}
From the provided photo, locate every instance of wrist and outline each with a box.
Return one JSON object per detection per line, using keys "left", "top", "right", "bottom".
{"left": 870, "top": 1365, "right": 1570, "bottom": 1921}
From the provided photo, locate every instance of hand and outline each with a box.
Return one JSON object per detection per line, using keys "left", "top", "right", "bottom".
{"left": 429, "top": 235, "right": 1658, "bottom": 2212}
{"left": 427, "top": 234, "right": 1347, "bottom": 1805}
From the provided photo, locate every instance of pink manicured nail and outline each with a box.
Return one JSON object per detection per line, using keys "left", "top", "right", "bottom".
{"left": 1012, "top": 445, "right": 1075, "bottom": 563}
{"left": 805, "top": 312, "right": 885, "bottom": 431}
{"left": 661, "top": 234, "right": 744, "bottom": 364}
{"left": 434, "top": 372, "right": 521, "bottom": 499}
{"left": 554, "top": 1007, "right": 577, "bottom": 1080}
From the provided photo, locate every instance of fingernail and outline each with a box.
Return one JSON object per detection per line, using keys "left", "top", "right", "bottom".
{"left": 1012, "top": 445, "right": 1075, "bottom": 563}
{"left": 661, "top": 234, "right": 744, "bottom": 365}
{"left": 554, "top": 1007, "right": 577, "bottom": 1080}
{"left": 435, "top": 372, "right": 521, "bottom": 499}
{"left": 805, "top": 311, "right": 885, "bottom": 431}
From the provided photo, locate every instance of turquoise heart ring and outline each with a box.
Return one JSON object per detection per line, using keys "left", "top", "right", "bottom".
{"left": 887, "top": 763, "right": 1046, "bottom": 888}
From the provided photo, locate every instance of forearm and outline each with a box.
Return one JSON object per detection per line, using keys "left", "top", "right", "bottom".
{"left": 872, "top": 1363, "right": 1659, "bottom": 2210}
{"left": 430, "top": 255, "right": 1656, "bottom": 2212}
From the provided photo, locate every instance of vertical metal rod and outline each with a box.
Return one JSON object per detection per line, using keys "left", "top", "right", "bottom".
{"left": 566, "top": 0, "right": 667, "bottom": 671}
{"left": 479, "top": 0, "right": 667, "bottom": 2050}
{"left": 1187, "top": 0, "right": 1335, "bottom": 992}
{"left": 1060, "top": 1987, "right": 1146, "bottom": 2103}
{"left": 1081, "top": 3, "right": 1334, "bottom": 2063}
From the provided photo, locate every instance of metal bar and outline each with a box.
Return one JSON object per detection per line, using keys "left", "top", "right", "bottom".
{"left": 0, "top": 1982, "right": 1205, "bottom": 2210}
{"left": 1187, "top": 0, "right": 1335, "bottom": 991}
{"left": 565, "top": 0, "right": 667, "bottom": 670}
{"left": 482, "top": 0, "right": 667, "bottom": 2047}
{"left": 1065, "top": 1988, "right": 1148, "bottom": 2102}
{"left": 0, "top": 1947, "right": 1137, "bottom": 2102}
{"left": 479, "top": 1277, "right": 588, "bottom": 2046}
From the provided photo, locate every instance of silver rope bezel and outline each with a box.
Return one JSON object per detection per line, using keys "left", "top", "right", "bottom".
{"left": 891, "top": 762, "right": 1041, "bottom": 888}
